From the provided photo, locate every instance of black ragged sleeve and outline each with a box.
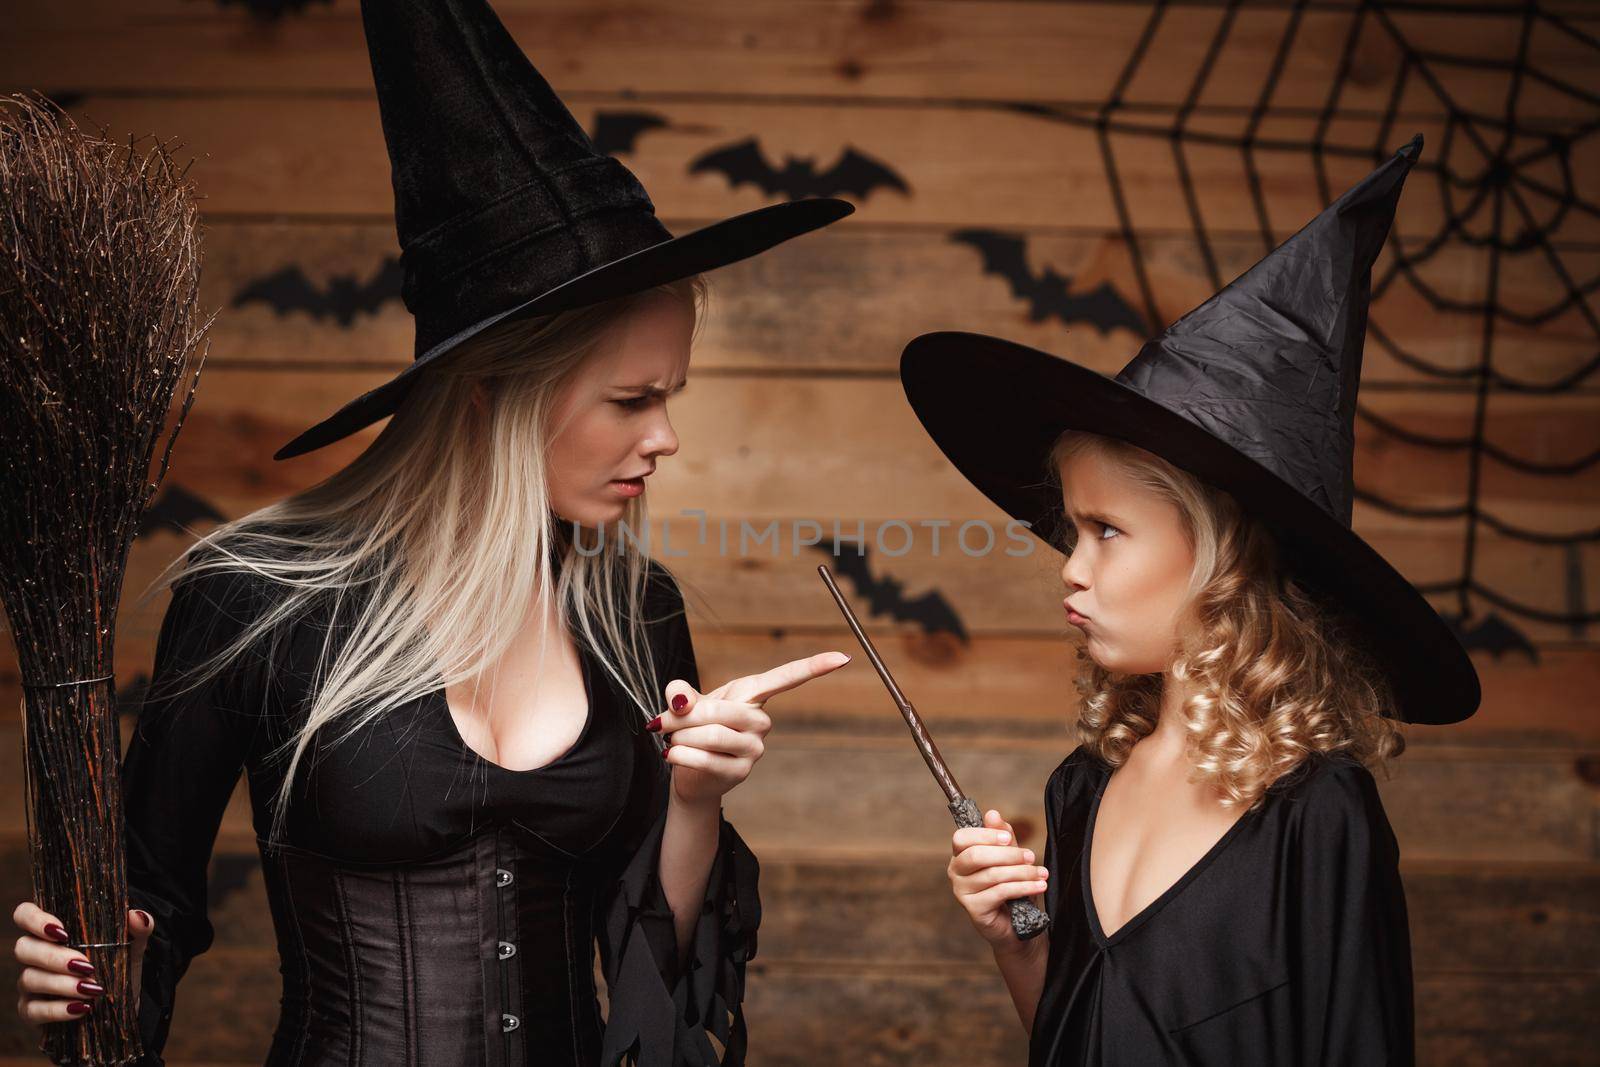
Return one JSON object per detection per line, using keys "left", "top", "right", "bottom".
{"left": 1290, "top": 758, "right": 1415, "bottom": 1066}
{"left": 596, "top": 564, "right": 761, "bottom": 1067}
{"left": 120, "top": 564, "right": 273, "bottom": 1065}
{"left": 597, "top": 791, "right": 760, "bottom": 1066}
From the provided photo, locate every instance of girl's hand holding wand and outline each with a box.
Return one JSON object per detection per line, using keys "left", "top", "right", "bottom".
{"left": 948, "top": 809, "right": 1050, "bottom": 947}
{"left": 950, "top": 809, "right": 1053, "bottom": 1032}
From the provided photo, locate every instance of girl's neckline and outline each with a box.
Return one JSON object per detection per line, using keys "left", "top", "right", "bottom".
{"left": 1080, "top": 762, "right": 1256, "bottom": 948}
{"left": 433, "top": 635, "right": 599, "bottom": 776}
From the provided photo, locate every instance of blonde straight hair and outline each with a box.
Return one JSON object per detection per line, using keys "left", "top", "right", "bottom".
{"left": 1048, "top": 429, "right": 1404, "bottom": 809}
{"left": 140, "top": 274, "right": 707, "bottom": 844}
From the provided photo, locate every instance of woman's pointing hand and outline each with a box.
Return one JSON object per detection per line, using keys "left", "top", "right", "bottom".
{"left": 651, "top": 650, "right": 851, "bottom": 806}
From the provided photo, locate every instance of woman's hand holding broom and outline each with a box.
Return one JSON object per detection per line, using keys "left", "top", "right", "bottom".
{"left": 11, "top": 904, "right": 154, "bottom": 1025}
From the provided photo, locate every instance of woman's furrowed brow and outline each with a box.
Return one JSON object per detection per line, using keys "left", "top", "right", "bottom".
{"left": 614, "top": 380, "right": 687, "bottom": 396}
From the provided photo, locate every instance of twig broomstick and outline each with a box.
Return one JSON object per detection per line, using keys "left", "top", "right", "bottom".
{"left": 817, "top": 564, "right": 1050, "bottom": 940}
{"left": 0, "top": 94, "right": 212, "bottom": 1064}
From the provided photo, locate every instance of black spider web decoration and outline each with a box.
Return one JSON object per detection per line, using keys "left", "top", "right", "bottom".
{"left": 1029, "top": 0, "right": 1599, "bottom": 659}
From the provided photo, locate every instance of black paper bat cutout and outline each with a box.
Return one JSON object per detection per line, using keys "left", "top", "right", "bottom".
{"left": 1445, "top": 610, "right": 1539, "bottom": 662}
{"left": 232, "top": 256, "right": 404, "bottom": 326}
{"left": 811, "top": 544, "right": 968, "bottom": 643}
{"left": 589, "top": 110, "right": 670, "bottom": 156}
{"left": 136, "top": 484, "right": 226, "bottom": 540}
{"left": 216, "top": 0, "right": 331, "bottom": 18}
{"left": 950, "top": 229, "right": 1147, "bottom": 336}
{"left": 690, "top": 137, "right": 910, "bottom": 202}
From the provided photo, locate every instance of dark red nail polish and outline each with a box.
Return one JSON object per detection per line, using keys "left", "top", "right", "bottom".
{"left": 645, "top": 715, "right": 662, "bottom": 733}
{"left": 67, "top": 1001, "right": 91, "bottom": 1016}
{"left": 134, "top": 910, "right": 153, "bottom": 928}
{"left": 670, "top": 694, "right": 688, "bottom": 712}
{"left": 77, "top": 981, "right": 104, "bottom": 997}
{"left": 43, "top": 923, "right": 70, "bottom": 944}
{"left": 67, "top": 959, "right": 94, "bottom": 977}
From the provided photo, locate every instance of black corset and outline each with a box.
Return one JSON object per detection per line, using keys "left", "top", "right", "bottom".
{"left": 122, "top": 558, "right": 758, "bottom": 1067}
{"left": 260, "top": 829, "right": 611, "bottom": 1067}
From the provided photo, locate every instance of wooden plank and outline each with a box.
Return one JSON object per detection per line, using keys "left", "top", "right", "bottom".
{"left": 188, "top": 220, "right": 1599, "bottom": 394}
{"left": 86, "top": 370, "right": 1600, "bottom": 528}
{"left": 5, "top": 1, "right": 1595, "bottom": 122}
{"left": 30, "top": 96, "right": 1599, "bottom": 242}
{"left": 7, "top": 623, "right": 1600, "bottom": 795}
{"left": 0, "top": 829, "right": 1593, "bottom": 1063}
{"left": 718, "top": 735, "right": 1600, "bottom": 865}
{"left": 1412, "top": 973, "right": 1599, "bottom": 1067}
{"left": 691, "top": 632, "right": 1600, "bottom": 745}
{"left": 80, "top": 512, "right": 1600, "bottom": 639}
{"left": 7, "top": 508, "right": 1596, "bottom": 660}
{"left": 657, "top": 506, "right": 1600, "bottom": 645}
{"left": 1, "top": 721, "right": 1594, "bottom": 864}
{"left": 740, "top": 968, "right": 1599, "bottom": 1067}
{"left": 5, "top": 951, "right": 1583, "bottom": 1067}
{"left": 759, "top": 856, "right": 1600, "bottom": 976}
{"left": 57, "top": 368, "right": 1594, "bottom": 646}
{"left": 6, "top": 843, "right": 1587, "bottom": 975}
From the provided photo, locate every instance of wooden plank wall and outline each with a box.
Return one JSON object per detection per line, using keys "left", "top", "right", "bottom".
{"left": 3, "top": 1, "right": 1598, "bottom": 1064}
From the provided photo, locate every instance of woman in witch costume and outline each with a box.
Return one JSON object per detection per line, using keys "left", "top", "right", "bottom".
{"left": 11, "top": 1, "right": 852, "bottom": 1064}
{"left": 900, "top": 137, "right": 1480, "bottom": 1065}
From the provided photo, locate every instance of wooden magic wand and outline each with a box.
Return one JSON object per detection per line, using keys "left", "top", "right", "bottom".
{"left": 817, "top": 564, "right": 1050, "bottom": 940}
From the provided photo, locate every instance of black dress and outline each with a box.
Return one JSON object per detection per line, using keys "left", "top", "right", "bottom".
{"left": 1028, "top": 746, "right": 1414, "bottom": 1066}
{"left": 120, "top": 557, "right": 756, "bottom": 1067}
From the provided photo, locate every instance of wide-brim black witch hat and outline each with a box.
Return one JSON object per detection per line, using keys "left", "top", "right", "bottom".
{"left": 900, "top": 136, "right": 1479, "bottom": 726}
{"left": 273, "top": 0, "right": 853, "bottom": 462}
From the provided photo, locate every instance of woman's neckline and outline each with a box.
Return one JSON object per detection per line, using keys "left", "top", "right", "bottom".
{"left": 433, "top": 635, "right": 599, "bottom": 776}
{"left": 1080, "top": 761, "right": 1256, "bottom": 948}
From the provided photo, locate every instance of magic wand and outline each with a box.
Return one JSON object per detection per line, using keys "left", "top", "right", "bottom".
{"left": 817, "top": 564, "right": 1050, "bottom": 940}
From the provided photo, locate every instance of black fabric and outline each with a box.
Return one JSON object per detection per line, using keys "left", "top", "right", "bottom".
{"left": 1028, "top": 747, "right": 1414, "bottom": 1066}
{"left": 899, "top": 137, "right": 1481, "bottom": 726}
{"left": 120, "top": 556, "right": 753, "bottom": 1066}
{"left": 358, "top": 0, "right": 672, "bottom": 349}
{"left": 273, "top": 0, "right": 852, "bottom": 462}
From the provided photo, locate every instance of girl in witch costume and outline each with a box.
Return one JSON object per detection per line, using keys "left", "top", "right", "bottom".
{"left": 900, "top": 137, "right": 1480, "bottom": 1066}
{"left": 10, "top": 1, "right": 852, "bottom": 1064}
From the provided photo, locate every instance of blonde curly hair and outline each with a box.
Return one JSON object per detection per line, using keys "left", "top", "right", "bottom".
{"left": 1048, "top": 429, "right": 1405, "bottom": 810}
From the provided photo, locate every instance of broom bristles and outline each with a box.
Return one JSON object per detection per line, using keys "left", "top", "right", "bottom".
{"left": 0, "top": 91, "right": 213, "bottom": 1066}
{"left": 0, "top": 92, "right": 211, "bottom": 668}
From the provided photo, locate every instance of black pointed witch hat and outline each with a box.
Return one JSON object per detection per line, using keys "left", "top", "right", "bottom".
{"left": 273, "top": 0, "right": 853, "bottom": 462}
{"left": 900, "top": 136, "right": 1480, "bottom": 726}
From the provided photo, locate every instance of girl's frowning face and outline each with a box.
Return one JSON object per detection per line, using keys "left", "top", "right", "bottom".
{"left": 1056, "top": 447, "right": 1196, "bottom": 675}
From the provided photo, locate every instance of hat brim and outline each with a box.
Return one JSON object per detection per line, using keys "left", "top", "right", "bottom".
{"left": 273, "top": 197, "right": 854, "bottom": 461}
{"left": 900, "top": 330, "right": 1480, "bottom": 726}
